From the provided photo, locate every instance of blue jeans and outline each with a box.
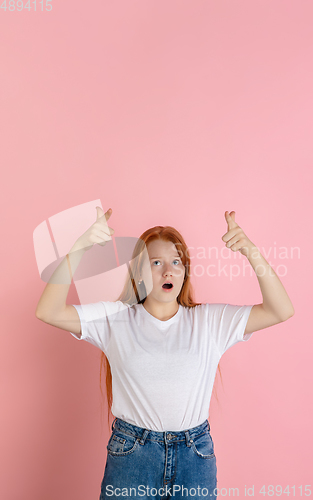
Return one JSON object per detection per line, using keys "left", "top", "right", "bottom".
{"left": 100, "top": 417, "right": 217, "bottom": 499}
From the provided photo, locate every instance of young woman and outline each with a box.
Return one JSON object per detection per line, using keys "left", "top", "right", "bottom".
{"left": 36, "top": 207, "right": 294, "bottom": 500}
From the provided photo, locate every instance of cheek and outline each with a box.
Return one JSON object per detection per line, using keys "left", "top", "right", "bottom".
{"left": 150, "top": 267, "right": 160, "bottom": 279}
{"left": 177, "top": 266, "right": 186, "bottom": 278}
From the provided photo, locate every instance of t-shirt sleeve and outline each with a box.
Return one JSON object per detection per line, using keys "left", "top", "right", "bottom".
{"left": 69, "top": 301, "right": 130, "bottom": 353}
{"left": 208, "top": 303, "right": 254, "bottom": 356}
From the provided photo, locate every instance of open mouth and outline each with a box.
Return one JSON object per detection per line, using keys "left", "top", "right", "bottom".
{"left": 162, "top": 282, "right": 173, "bottom": 289}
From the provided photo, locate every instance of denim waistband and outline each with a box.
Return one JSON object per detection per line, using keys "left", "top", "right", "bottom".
{"left": 111, "top": 417, "right": 211, "bottom": 444}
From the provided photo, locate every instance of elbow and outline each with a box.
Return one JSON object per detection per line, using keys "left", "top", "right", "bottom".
{"left": 35, "top": 309, "right": 47, "bottom": 322}
{"left": 35, "top": 303, "right": 42, "bottom": 319}
{"left": 282, "top": 307, "right": 295, "bottom": 321}
{"left": 288, "top": 304, "right": 295, "bottom": 318}
{"left": 35, "top": 308, "right": 42, "bottom": 319}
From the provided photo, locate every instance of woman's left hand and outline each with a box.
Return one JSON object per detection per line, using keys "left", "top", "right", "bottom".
{"left": 221, "top": 211, "right": 255, "bottom": 258}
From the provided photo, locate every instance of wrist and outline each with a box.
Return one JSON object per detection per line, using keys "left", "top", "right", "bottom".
{"left": 245, "top": 243, "right": 260, "bottom": 260}
{"left": 69, "top": 239, "right": 90, "bottom": 254}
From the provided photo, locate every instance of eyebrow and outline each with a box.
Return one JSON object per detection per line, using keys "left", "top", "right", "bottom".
{"left": 149, "top": 255, "right": 181, "bottom": 260}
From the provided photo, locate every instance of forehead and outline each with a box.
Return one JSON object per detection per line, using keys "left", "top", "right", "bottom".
{"left": 146, "top": 239, "right": 179, "bottom": 256}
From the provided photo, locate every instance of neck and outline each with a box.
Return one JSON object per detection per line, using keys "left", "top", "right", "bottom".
{"left": 142, "top": 299, "right": 179, "bottom": 321}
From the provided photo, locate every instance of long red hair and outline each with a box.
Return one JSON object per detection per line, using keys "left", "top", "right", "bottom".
{"left": 99, "top": 225, "right": 223, "bottom": 429}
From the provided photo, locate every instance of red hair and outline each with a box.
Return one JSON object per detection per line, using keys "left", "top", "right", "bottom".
{"left": 99, "top": 225, "right": 223, "bottom": 429}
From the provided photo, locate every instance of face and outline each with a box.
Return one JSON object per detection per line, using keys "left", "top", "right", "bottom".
{"left": 141, "top": 239, "right": 186, "bottom": 304}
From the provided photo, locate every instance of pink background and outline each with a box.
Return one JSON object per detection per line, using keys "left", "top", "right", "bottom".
{"left": 1, "top": 1, "right": 312, "bottom": 499}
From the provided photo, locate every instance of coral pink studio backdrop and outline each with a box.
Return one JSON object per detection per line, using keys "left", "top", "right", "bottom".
{"left": 0, "top": 1, "right": 312, "bottom": 499}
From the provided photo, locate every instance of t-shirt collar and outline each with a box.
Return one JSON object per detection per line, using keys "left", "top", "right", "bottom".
{"left": 138, "top": 303, "right": 182, "bottom": 328}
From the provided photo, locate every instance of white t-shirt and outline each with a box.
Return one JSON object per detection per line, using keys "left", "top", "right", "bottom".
{"left": 70, "top": 301, "right": 253, "bottom": 432}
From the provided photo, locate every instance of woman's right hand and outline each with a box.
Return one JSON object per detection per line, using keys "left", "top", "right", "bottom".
{"left": 73, "top": 207, "right": 114, "bottom": 252}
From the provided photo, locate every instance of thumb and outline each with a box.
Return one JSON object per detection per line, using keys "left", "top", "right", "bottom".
{"left": 229, "top": 210, "right": 236, "bottom": 221}
{"left": 96, "top": 206, "right": 105, "bottom": 219}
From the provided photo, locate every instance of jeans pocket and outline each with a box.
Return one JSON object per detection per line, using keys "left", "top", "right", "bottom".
{"left": 107, "top": 430, "right": 140, "bottom": 456}
{"left": 190, "top": 430, "right": 215, "bottom": 459}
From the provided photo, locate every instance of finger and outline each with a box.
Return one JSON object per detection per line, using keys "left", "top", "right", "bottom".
{"left": 225, "top": 210, "right": 237, "bottom": 224}
{"left": 96, "top": 206, "right": 105, "bottom": 219}
{"left": 104, "top": 208, "right": 113, "bottom": 221}
{"left": 97, "top": 225, "right": 114, "bottom": 237}
{"left": 225, "top": 210, "right": 238, "bottom": 230}
{"left": 221, "top": 227, "right": 240, "bottom": 242}
{"left": 225, "top": 234, "right": 241, "bottom": 248}
{"left": 228, "top": 238, "right": 245, "bottom": 252}
{"left": 92, "top": 234, "right": 111, "bottom": 246}
{"left": 96, "top": 206, "right": 112, "bottom": 221}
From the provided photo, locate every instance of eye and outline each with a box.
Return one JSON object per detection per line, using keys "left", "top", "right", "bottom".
{"left": 152, "top": 260, "right": 161, "bottom": 266}
{"left": 173, "top": 259, "right": 181, "bottom": 265}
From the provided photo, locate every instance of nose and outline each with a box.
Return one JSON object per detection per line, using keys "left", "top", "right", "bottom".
{"left": 162, "top": 264, "right": 173, "bottom": 277}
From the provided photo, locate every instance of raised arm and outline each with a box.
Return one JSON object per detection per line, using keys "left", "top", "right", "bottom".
{"left": 35, "top": 207, "right": 114, "bottom": 337}
{"left": 221, "top": 210, "right": 295, "bottom": 335}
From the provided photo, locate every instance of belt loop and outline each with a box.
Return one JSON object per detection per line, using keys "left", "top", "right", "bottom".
{"left": 207, "top": 419, "right": 211, "bottom": 432}
{"left": 139, "top": 429, "right": 149, "bottom": 445}
{"left": 185, "top": 430, "right": 192, "bottom": 447}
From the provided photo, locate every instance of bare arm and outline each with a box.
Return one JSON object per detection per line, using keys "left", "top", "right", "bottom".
{"left": 35, "top": 207, "right": 114, "bottom": 337}
{"left": 35, "top": 243, "right": 87, "bottom": 336}
{"left": 221, "top": 210, "right": 294, "bottom": 336}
